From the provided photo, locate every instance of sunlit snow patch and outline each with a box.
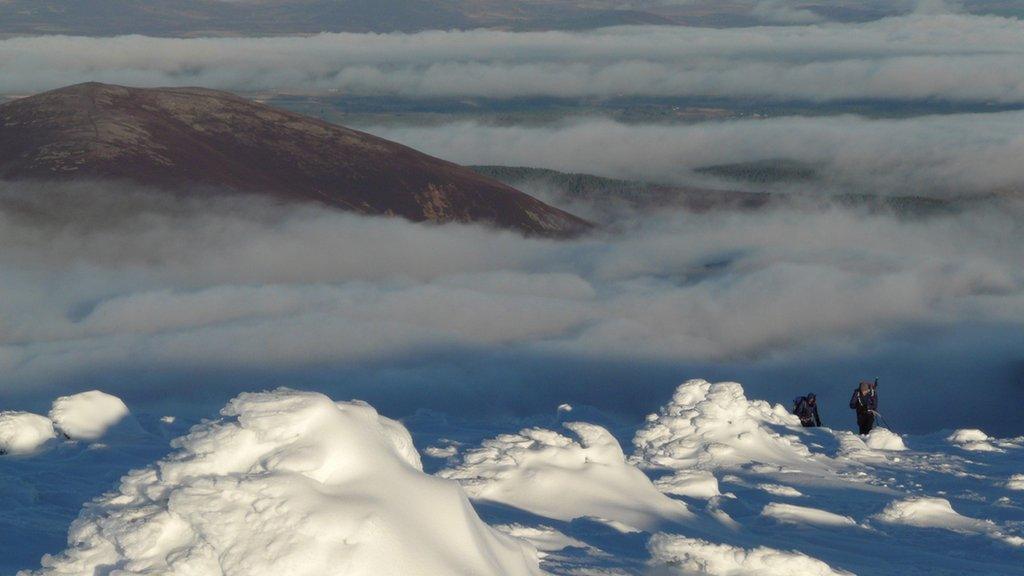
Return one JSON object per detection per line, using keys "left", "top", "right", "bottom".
{"left": 648, "top": 533, "right": 852, "bottom": 576}
{"left": 760, "top": 503, "right": 858, "bottom": 528}
{"left": 48, "top": 390, "right": 131, "bottom": 441}
{"left": 23, "top": 389, "right": 541, "bottom": 576}
{"left": 0, "top": 412, "right": 55, "bottom": 455}
{"left": 441, "top": 421, "right": 693, "bottom": 532}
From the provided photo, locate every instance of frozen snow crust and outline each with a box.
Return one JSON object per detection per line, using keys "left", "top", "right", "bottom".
{"left": 23, "top": 389, "right": 541, "bottom": 576}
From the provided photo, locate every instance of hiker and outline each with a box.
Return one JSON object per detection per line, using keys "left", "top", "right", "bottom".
{"left": 793, "top": 393, "right": 822, "bottom": 427}
{"left": 849, "top": 380, "right": 878, "bottom": 435}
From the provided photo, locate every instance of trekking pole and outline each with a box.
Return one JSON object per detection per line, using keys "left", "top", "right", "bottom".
{"left": 870, "top": 410, "right": 898, "bottom": 436}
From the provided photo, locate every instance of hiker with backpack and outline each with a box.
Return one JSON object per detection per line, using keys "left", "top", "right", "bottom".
{"left": 849, "top": 380, "right": 878, "bottom": 435}
{"left": 793, "top": 393, "right": 822, "bottom": 428}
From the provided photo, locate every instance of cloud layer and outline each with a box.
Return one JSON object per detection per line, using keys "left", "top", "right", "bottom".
{"left": 3, "top": 14, "right": 1024, "bottom": 102}
{"left": 365, "top": 113, "right": 1024, "bottom": 197}
{"left": 0, "top": 184, "right": 1020, "bottom": 392}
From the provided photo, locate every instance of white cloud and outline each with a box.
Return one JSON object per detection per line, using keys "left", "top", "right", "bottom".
{"left": 0, "top": 183, "right": 1020, "bottom": 387}
{"left": 2, "top": 14, "right": 1024, "bottom": 102}
{"left": 365, "top": 113, "right": 1024, "bottom": 197}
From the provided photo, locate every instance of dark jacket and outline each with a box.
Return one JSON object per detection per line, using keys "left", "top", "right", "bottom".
{"left": 794, "top": 397, "right": 822, "bottom": 427}
{"left": 849, "top": 388, "right": 878, "bottom": 414}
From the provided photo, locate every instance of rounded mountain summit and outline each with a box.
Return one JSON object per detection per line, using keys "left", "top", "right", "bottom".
{"left": 0, "top": 83, "right": 591, "bottom": 237}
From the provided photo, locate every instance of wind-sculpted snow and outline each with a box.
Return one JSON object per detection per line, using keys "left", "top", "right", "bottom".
{"left": 648, "top": 533, "right": 852, "bottom": 576}
{"left": 632, "top": 379, "right": 823, "bottom": 473}
{"left": 874, "top": 497, "right": 994, "bottom": 533}
{"left": 48, "top": 390, "right": 131, "bottom": 441}
{"left": 760, "top": 503, "right": 858, "bottom": 528}
{"left": 22, "top": 389, "right": 541, "bottom": 576}
{"left": 946, "top": 428, "right": 1007, "bottom": 452}
{"left": 0, "top": 412, "right": 55, "bottom": 455}
{"left": 440, "top": 421, "right": 693, "bottom": 532}
{"left": 871, "top": 496, "right": 1024, "bottom": 547}
{"left": 9, "top": 380, "right": 1024, "bottom": 576}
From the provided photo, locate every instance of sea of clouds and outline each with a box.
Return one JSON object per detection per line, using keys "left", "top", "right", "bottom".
{"left": 3, "top": 14, "right": 1024, "bottom": 102}
{"left": 1, "top": 184, "right": 1020, "bottom": 432}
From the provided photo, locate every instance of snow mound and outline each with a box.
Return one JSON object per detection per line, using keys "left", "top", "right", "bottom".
{"left": 25, "top": 389, "right": 541, "bottom": 576}
{"left": 761, "top": 503, "right": 858, "bottom": 527}
{"left": 441, "top": 421, "right": 692, "bottom": 532}
{"left": 632, "top": 379, "right": 817, "bottom": 472}
{"left": 648, "top": 533, "right": 851, "bottom": 576}
{"left": 0, "top": 412, "right": 55, "bottom": 455}
{"left": 655, "top": 470, "right": 721, "bottom": 499}
{"left": 946, "top": 428, "right": 1001, "bottom": 452}
{"left": 864, "top": 428, "right": 906, "bottom": 451}
{"left": 1007, "top": 474, "right": 1024, "bottom": 491}
{"left": 47, "top": 391, "right": 131, "bottom": 441}
{"left": 874, "top": 497, "right": 993, "bottom": 533}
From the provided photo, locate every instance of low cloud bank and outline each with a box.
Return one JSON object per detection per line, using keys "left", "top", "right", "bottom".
{"left": 366, "top": 113, "right": 1024, "bottom": 198}
{"left": 3, "top": 14, "right": 1024, "bottom": 102}
{"left": 0, "top": 184, "right": 1020, "bottom": 417}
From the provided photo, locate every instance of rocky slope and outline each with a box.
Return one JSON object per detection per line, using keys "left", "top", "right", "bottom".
{"left": 0, "top": 83, "right": 590, "bottom": 236}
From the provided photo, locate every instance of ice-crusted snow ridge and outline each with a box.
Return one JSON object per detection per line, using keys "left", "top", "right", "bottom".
{"left": 6, "top": 379, "right": 1024, "bottom": 576}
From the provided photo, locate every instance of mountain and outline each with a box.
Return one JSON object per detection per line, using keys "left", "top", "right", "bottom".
{"left": 0, "top": 83, "right": 591, "bottom": 236}
{"left": 472, "top": 165, "right": 961, "bottom": 223}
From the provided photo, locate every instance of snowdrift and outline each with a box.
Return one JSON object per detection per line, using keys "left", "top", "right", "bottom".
{"left": 441, "top": 421, "right": 692, "bottom": 532}
{"left": 24, "top": 389, "right": 541, "bottom": 576}
{"left": 874, "top": 497, "right": 994, "bottom": 533}
{"left": 0, "top": 412, "right": 55, "bottom": 455}
{"left": 632, "top": 379, "right": 821, "bottom": 473}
